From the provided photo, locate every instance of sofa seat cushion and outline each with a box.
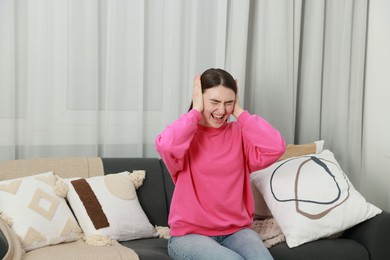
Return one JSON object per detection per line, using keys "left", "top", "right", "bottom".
{"left": 269, "top": 239, "right": 369, "bottom": 260}
{"left": 120, "top": 238, "right": 169, "bottom": 260}
{"left": 23, "top": 239, "right": 139, "bottom": 260}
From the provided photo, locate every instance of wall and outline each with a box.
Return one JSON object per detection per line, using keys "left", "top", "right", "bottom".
{"left": 362, "top": 0, "right": 390, "bottom": 211}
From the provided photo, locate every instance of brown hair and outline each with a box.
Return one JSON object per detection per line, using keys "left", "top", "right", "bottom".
{"left": 188, "top": 68, "right": 237, "bottom": 111}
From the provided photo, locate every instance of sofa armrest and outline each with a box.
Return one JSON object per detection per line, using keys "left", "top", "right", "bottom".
{"left": 0, "top": 218, "right": 23, "bottom": 260}
{"left": 0, "top": 225, "right": 8, "bottom": 259}
{"left": 342, "top": 211, "right": 390, "bottom": 260}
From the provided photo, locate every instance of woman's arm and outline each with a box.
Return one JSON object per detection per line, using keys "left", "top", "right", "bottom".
{"left": 232, "top": 88, "right": 286, "bottom": 172}
{"left": 155, "top": 76, "right": 203, "bottom": 181}
{"left": 155, "top": 109, "right": 200, "bottom": 182}
{"left": 238, "top": 111, "right": 286, "bottom": 172}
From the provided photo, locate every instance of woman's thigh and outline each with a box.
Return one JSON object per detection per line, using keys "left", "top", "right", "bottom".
{"left": 221, "top": 228, "right": 274, "bottom": 260}
{"left": 168, "top": 234, "right": 244, "bottom": 260}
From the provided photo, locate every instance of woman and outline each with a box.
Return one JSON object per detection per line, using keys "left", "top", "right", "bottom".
{"left": 155, "top": 68, "right": 285, "bottom": 259}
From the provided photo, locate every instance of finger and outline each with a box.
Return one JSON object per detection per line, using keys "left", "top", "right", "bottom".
{"left": 234, "top": 79, "right": 240, "bottom": 103}
{"left": 194, "top": 75, "right": 202, "bottom": 96}
{"left": 192, "top": 74, "right": 203, "bottom": 111}
{"left": 195, "top": 74, "right": 201, "bottom": 87}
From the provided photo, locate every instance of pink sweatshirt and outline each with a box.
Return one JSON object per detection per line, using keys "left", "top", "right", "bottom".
{"left": 155, "top": 109, "right": 285, "bottom": 237}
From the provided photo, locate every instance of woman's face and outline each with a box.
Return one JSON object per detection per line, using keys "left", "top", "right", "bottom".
{"left": 199, "top": 85, "right": 235, "bottom": 128}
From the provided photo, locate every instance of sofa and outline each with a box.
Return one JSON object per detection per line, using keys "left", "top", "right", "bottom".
{"left": 1, "top": 156, "right": 390, "bottom": 260}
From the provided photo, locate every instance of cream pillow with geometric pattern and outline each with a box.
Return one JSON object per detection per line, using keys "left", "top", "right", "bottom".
{"left": 0, "top": 171, "right": 82, "bottom": 251}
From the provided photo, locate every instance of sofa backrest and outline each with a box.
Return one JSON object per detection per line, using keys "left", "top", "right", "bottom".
{"left": 0, "top": 157, "right": 104, "bottom": 180}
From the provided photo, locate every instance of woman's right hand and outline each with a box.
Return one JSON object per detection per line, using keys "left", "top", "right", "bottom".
{"left": 192, "top": 75, "right": 203, "bottom": 112}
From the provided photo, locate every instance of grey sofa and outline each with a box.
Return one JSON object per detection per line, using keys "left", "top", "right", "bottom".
{"left": 1, "top": 157, "right": 390, "bottom": 259}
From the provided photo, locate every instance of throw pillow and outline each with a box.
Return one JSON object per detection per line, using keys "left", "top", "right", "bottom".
{"left": 278, "top": 140, "right": 324, "bottom": 161}
{"left": 251, "top": 149, "right": 382, "bottom": 248}
{"left": 0, "top": 172, "right": 82, "bottom": 251}
{"left": 252, "top": 140, "right": 324, "bottom": 219}
{"left": 66, "top": 171, "right": 156, "bottom": 245}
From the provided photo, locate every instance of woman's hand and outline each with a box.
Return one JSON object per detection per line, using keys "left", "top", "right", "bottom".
{"left": 233, "top": 80, "right": 244, "bottom": 118}
{"left": 192, "top": 75, "right": 203, "bottom": 112}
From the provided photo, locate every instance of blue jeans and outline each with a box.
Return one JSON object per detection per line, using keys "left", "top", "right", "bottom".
{"left": 168, "top": 228, "right": 274, "bottom": 260}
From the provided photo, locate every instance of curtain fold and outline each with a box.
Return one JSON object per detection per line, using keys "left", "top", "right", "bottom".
{"left": 244, "top": 0, "right": 297, "bottom": 142}
{"left": 296, "top": 0, "right": 368, "bottom": 186}
{"left": 225, "top": 0, "right": 250, "bottom": 105}
{"left": 0, "top": 0, "right": 368, "bottom": 190}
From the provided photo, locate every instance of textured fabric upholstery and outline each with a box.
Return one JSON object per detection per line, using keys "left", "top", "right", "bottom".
{"left": 0, "top": 157, "right": 104, "bottom": 180}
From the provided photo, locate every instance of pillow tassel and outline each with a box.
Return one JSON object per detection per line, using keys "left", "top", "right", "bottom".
{"left": 129, "top": 170, "right": 146, "bottom": 189}
{"left": 0, "top": 210, "right": 13, "bottom": 227}
{"left": 54, "top": 178, "right": 68, "bottom": 197}
{"left": 155, "top": 226, "right": 170, "bottom": 239}
{"left": 83, "top": 234, "right": 116, "bottom": 247}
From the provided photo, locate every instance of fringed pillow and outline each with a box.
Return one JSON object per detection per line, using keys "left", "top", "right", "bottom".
{"left": 0, "top": 172, "right": 82, "bottom": 251}
{"left": 65, "top": 171, "right": 156, "bottom": 246}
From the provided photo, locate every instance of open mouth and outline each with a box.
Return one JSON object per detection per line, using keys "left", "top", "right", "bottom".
{"left": 212, "top": 114, "right": 225, "bottom": 121}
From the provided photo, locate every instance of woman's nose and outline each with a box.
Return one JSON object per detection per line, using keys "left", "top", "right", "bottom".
{"left": 217, "top": 103, "right": 225, "bottom": 113}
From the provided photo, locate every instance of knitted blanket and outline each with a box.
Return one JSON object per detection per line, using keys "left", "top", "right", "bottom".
{"left": 252, "top": 218, "right": 285, "bottom": 248}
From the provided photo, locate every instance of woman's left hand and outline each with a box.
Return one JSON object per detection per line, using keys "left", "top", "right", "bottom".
{"left": 233, "top": 80, "right": 244, "bottom": 118}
